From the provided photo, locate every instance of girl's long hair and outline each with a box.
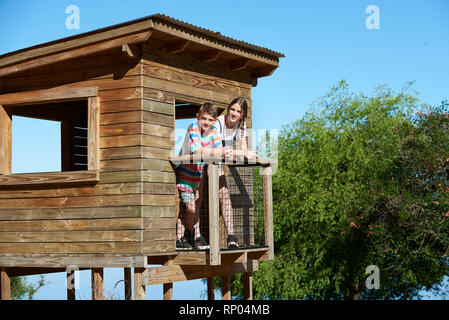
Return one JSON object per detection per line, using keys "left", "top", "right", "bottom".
{"left": 227, "top": 97, "right": 248, "bottom": 131}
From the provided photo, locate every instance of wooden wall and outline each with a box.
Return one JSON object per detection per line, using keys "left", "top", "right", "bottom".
{"left": 140, "top": 43, "right": 253, "bottom": 255}
{"left": 0, "top": 43, "right": 254, "bottom": 265}
{"left": 0, "top": 49, "right": 148, "bottom": 264}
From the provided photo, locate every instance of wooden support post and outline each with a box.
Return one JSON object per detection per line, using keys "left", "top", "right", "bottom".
{"left": 243, "top": 272, "right": 253, "bottom": 300}
{"left": 133, "top": 267, "right": 145, "bottom": 300}
{"left": 87, "top": 96, "right": 100, "bottom": 171}
{"left": 163, "top": 283, "right": 173, "bottom": 300}
{"left": 221, "top": 275, "right": 231, "bottom": 300}
{"left": 0, "top": 267, "right": 10, "bottom": 300}
{"left": 91, "top": 268, "right": 103, "bottom": 300}
{"left": 263, "top": 165, "right": 274, "bottom": 260}
{"left": 207, "top": 277, "right": 215, "bottom": 300}
{"left": 208, "top": 164, "right": 221, "bottom": 265}
{"left": 124, "top": 268, "right": 132, "bottom": 300}
{"left": 66, "top": 268, "right": 76, "bottom": 300}
{"left": 0, "top": 105, "right": 12, "bottom": 175}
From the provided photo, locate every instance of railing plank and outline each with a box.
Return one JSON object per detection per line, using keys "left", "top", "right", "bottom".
{"left": 263, "top": 165, "right": 274, "bottom": 260}
{"left": 208, "top": 164, "right": 221, "bottom": 265}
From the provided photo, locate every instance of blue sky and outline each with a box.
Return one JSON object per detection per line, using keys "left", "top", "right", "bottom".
{"left": 1, "top": 0, "right": 448, "bottom": 300}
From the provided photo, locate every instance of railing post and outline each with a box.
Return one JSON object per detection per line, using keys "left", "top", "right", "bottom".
{"left": 0, "top": 267, "right": 10, "bottom": 300}
{"left": 263, "top": 164, "right": 274, "bottom": 260}
{"left": 91, "top": 268, "right": 103, "bottom": 300}
{"left": 208, "top": 163, "right": 221, "bottom": 265}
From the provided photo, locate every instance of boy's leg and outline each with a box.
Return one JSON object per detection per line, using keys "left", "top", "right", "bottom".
{"left": 191, "top": 173, "right": 210, "bottom": 249}
{"left": 176, "top": 201, "right": 186, "bottom": 240}
{"left": 177, "top": 191, "right": 197, "bottom": 249}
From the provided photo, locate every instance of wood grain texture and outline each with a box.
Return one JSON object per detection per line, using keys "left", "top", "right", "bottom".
{"left": 0, "top": 170, "right": 99, "bottom": 188}
{"left": 142, "top": 261, "right": 258, "bottom": 285}
{"left": 0, "top": 31, "right": 151, "bottom": 78}
{"left": 0, "top": 105, "right": 11, "bottom": 175}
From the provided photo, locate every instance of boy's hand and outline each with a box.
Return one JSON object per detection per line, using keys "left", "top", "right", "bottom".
{"left": 223, "top": 147, "right": 233, "bottom": 158}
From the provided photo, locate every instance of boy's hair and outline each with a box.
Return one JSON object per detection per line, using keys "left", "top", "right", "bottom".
{"left": 198, "top": 102, "right": 218, "bottom": 118}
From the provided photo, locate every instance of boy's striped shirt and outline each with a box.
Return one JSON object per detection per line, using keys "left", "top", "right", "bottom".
{"left": 176, "top": 121, "right": 221, "bottom": 193}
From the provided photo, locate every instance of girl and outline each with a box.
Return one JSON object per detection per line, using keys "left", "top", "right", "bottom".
{"left": 216, "top": 98, "right": 258, "bottom": 248}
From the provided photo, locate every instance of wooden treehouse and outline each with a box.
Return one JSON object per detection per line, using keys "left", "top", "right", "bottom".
{"left": 0, "top": 14, "right": 283, "bottom": 300}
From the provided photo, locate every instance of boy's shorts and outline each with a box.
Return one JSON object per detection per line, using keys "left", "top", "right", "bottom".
{"left": 179, "top": 190, "right": 196, "bottom": 204}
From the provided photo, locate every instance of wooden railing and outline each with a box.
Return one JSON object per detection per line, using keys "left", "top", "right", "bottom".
{"left": 169, "top": 155, "right": 274, "bottom": 265}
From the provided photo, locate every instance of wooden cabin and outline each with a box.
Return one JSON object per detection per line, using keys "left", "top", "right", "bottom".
{"left": 0, "top": 14, "right": 283, "bottom": 300}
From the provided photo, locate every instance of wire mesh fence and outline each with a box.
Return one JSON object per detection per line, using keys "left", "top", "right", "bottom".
{"left": 199, "top": 164, "right": 266, "bottom": 250}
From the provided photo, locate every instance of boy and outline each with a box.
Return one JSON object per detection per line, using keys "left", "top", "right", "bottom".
{"left": 176, "top": 103, "right": 223, "bottom": 250}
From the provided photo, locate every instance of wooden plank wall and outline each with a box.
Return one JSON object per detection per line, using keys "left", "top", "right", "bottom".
{"left": 0, "top": 49, "right": 148, "bottom": 262}
{"left": 0, "top": 43, "right": 254, "bottom": 262}
{"left": 140, "top": 44, "right": 253, "bottom": 255}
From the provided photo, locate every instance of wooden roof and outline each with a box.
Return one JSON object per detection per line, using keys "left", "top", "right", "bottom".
{"left": 0, "top": 14, "right": 284, "bottom": 79}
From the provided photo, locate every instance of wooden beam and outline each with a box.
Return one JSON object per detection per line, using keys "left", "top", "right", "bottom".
{"left": 152, "top": 21, "right": 279, "bottom": 67}
{"left": 0, "top": 19, "right": 153, "bottom": 69}
{"left": 0, "top": 256, "right": 146, "bottom": 269}
{"left": 142, "top": 261, "right": 257, "bottom": 285}
{"left": 199, "top": 49, "right": 221, "bottom": 63}
{"left": 0, "top": 87, "right": 98, "bottom": 107}
{"left": 0, "top": 170, "right": 100, "bottom": 188}
{"left": 166, "top": 39, "right": 190, "bottom": 54}
{"left": 91, "top": 268, "right": 103, "bottom": 300}
{"left": 208, "top": 164, "right": 221, "bottom": 265}
{"left": 163, "top": 283, "right": 173, "bottom": 300}
{"left": 134, "top": 267, "right": 146, "bottom": 300}
{"left": 222, "top": 275, "right": 231, "bottom": 300}
{"left": 124, "top": 268, "right": 132, "bottom": 300}
{"left": 243, "top": 272, "right": 253, "bottom": 300}
{"left": 252, "top": 65, "right": 277, "bottom": 78}
{"left": 88, "top": 96, "right": 100, "bottom": 171}
{"left": 230, "top": 58, "right": 250, "bottom": 71}
{"left": 0, "top": 31, "right": 151, "bottom": 78}
{"left": 0, "top": 105, "right": 11, "bottom": 175}
{"left": 263, "top": 165, "right": 274, "bottom": 260}
{"left": 121, "top": 43, "right": 142, "bottom": 59}
{"left": 207, "top": 277, "right": 215, "bottom": 300}
{"left": 7, "top": 267, "right": 88, "bottom": 277}
{"left": 0, "top": 268, "right": 10, "bottom": 300}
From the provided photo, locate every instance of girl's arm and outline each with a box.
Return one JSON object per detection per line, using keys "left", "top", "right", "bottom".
{"left": 229, "top": 136, "right": 258, "bottom": 160}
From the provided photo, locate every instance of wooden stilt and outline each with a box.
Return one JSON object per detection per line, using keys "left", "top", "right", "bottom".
{"left": 124, "top": 268, "right": 132, "bottom": 300}
{"left": 0, "top": 267, "right": 10, "bottom": 300}
{"left": 133, "top": 267, "right": 145, "bottom": 300}
{"left": 91, "top": 268, "right": 103, "bottom": 300}
{"left": 221, "top": 275, "right": 231, "bottom": 300}
{"left": 207, "top": 277, "right": 215, "bottom": 300}
{"left": 243, "top": 272, "right": 253, "bottom": 300}
{"left": 66, "top": 268, "right": 76, "bottom": 300}
{"left": 163, "top": 283, "right": 173, "bottom": 300}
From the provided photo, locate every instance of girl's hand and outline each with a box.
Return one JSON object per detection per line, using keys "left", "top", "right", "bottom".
{"left": 245, "top": 150, "right": 258, "bottom": 160}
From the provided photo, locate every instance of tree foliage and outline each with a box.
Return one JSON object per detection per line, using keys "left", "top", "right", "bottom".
{"left": 10, "top": 275, "right": 46, "bottom": 300}
{"left": 228, "top": 81, "right": 449, "bottom": 299}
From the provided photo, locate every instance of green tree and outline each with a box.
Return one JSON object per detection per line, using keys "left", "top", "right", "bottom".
{"left": 225, "top": 81, "right": 449, "bottom": 299}
{"left": 10, "top": 276, "right": 46, "bottom": 300}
